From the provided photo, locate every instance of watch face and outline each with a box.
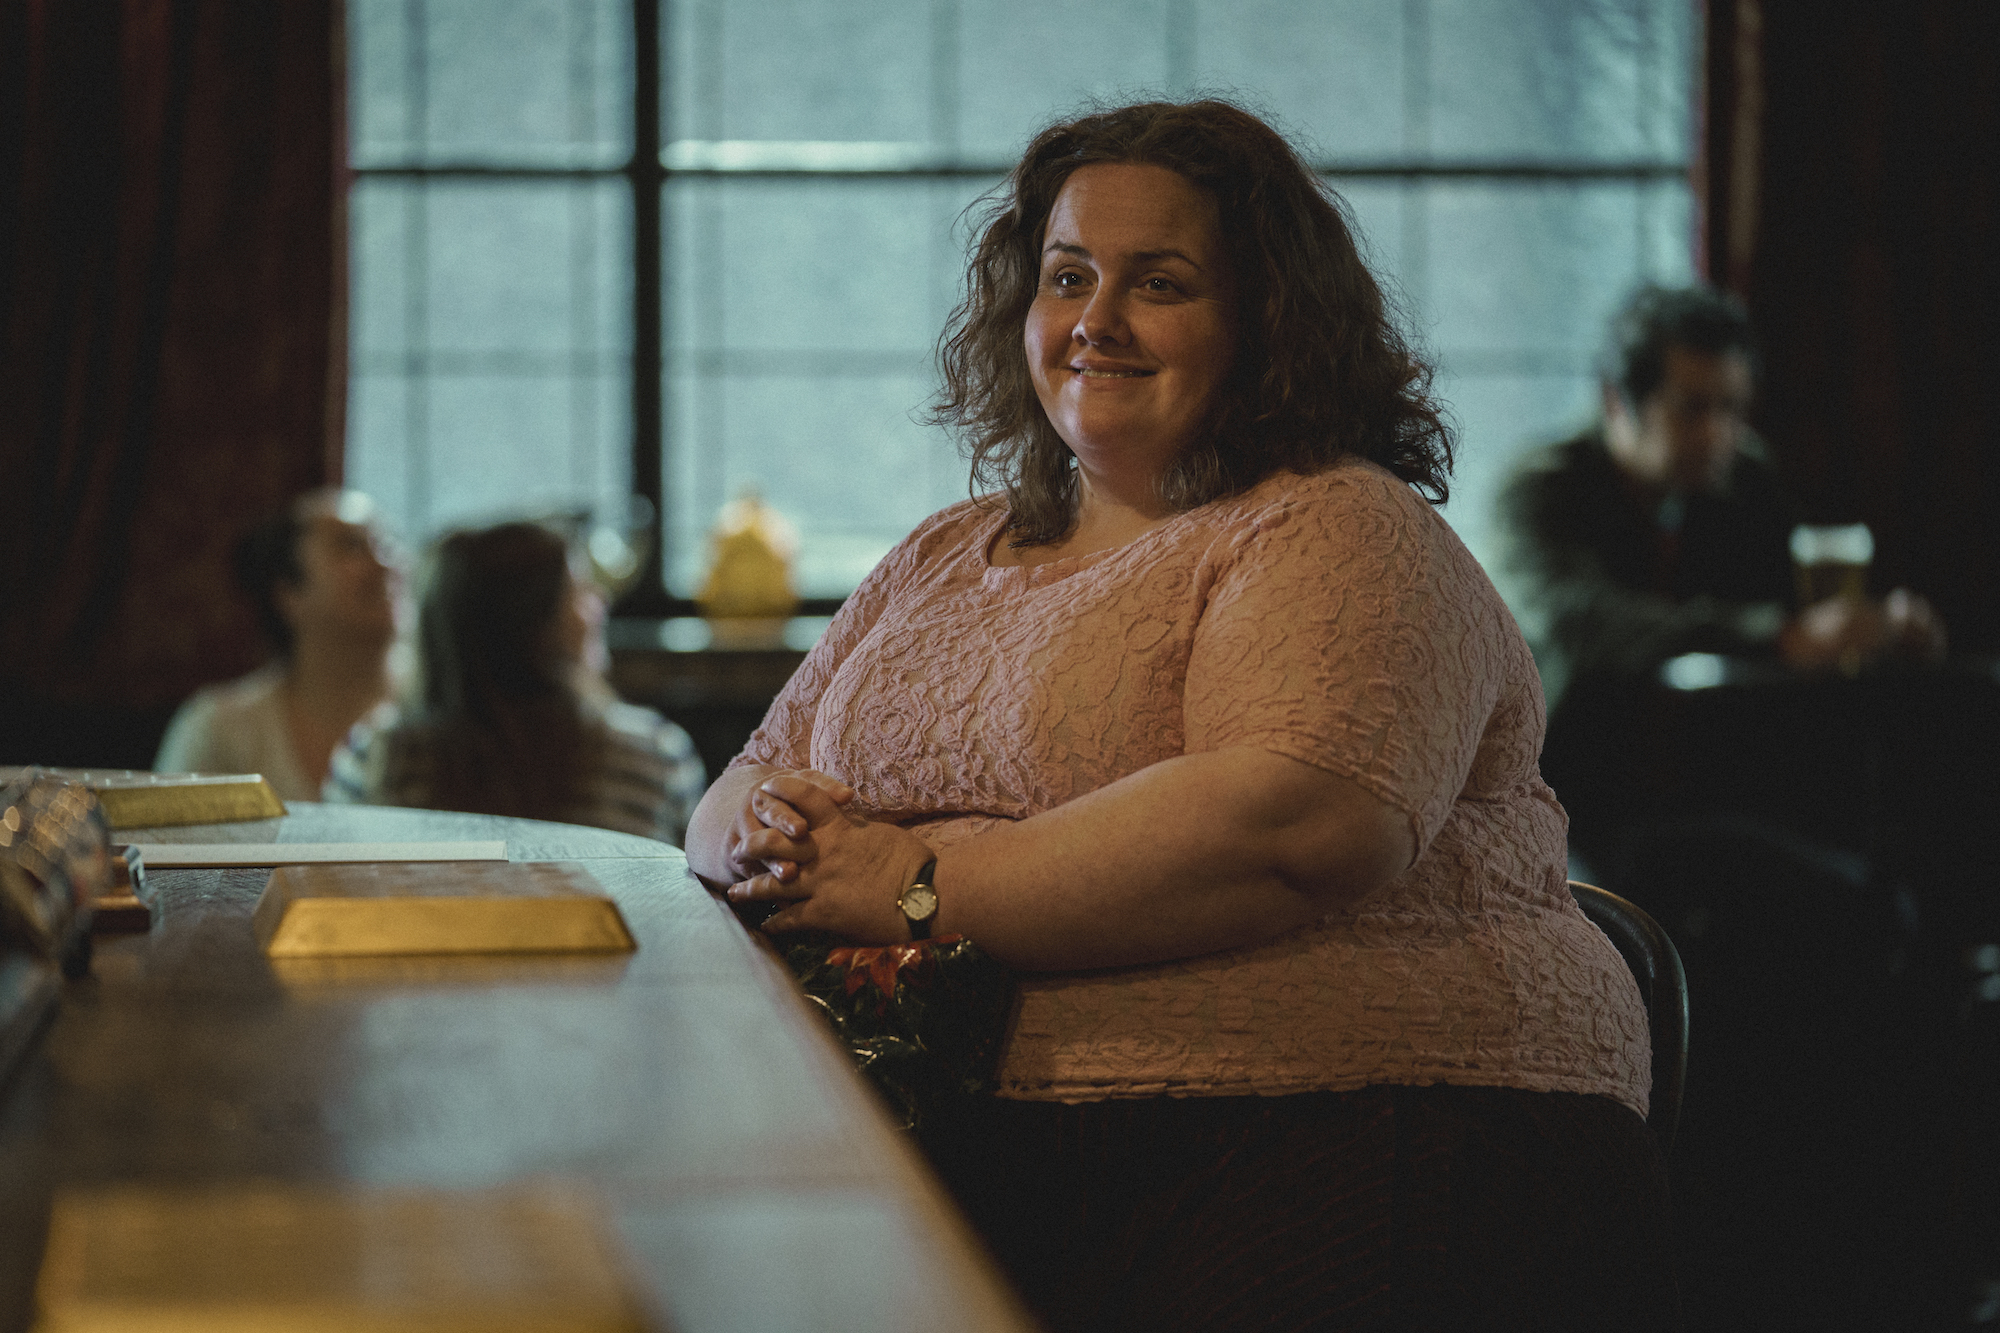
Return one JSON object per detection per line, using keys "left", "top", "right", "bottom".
{"left": 902, "top": 883, "right": 939, "bottom": 921}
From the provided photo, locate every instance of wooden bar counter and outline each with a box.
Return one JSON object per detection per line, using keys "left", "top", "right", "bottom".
{"left": 0, "top": 803, "right": 1034, "bottom": 1332}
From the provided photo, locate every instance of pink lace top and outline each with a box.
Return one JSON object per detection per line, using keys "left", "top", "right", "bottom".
{"left": 737, "top": 460, "right": 1650, "bottom": 1116}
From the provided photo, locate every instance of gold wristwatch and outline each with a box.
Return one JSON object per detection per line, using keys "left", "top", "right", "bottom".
{"left": 897, "top": 859, "right": 939, "bottom": 940}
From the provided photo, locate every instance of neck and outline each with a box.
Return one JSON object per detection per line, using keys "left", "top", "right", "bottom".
{"left": 284, "top": 631, "right": 393, "bottom": 725}
{"left": 1071, "top": 460, "right": 1174, "bottom": 544}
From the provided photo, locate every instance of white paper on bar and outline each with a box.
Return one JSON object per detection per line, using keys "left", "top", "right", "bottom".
{"left": 129, "top": 842, "right": 509, "bottom": 868}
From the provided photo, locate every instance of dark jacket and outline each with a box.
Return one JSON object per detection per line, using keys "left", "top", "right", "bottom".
{"left": 1500, "top": 429, "right": 1798, "bottom": 707}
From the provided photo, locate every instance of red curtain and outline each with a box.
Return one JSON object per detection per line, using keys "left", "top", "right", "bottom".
{"left": 1702, "top": 0, "right": 2000, "bottom": 651}
{"left": 0, "top": 0, "right": 344, "bottom": 765}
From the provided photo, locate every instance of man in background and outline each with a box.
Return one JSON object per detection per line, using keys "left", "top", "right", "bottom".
{"left": 154, "top": 490, "right": 403, "bottom": 799}
{"left": 1501, "top": 286, "right": 1956, "bottom": 1327}
{"left": 1504, "top": 284, "right": 1942, "bottom": 719}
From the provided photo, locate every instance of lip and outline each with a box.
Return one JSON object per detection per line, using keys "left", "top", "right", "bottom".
{"left": 1067, "top": 361, "right": 1154, "bottom": 379}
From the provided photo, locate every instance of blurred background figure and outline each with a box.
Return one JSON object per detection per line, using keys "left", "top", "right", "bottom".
{"left": 326, "top": 521, "right": 703, "bottom": 847}
{"left": 154, "top": 490, "right": 401, "bottom": 800}
{"left": 1501, "top": 284, "right": 1948, "bottom": 872}
{"left": 1503, "top": 287, "right": 1966, "bottom": 1328}
{"left": 1503, "top": 284, "right": 1945, "bottom": 717}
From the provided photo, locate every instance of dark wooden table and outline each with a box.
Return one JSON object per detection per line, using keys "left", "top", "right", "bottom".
{"left": 0, "top": 803, "right": 1034, "bottom": 1332}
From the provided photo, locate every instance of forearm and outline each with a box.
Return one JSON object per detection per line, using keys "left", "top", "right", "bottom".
{"left": 931, "top": 748, "right": 1413, "bottom": 972}
{"left": 1544, "top": 576, "right": 1784, "bottom": 676}
{"left": 684, "top": 763, "right": 783, "bottom": 888}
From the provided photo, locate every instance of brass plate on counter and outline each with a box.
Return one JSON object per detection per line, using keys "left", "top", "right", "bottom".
{"left": 95, "top": 777, "right": 285, "bottom": 828}
{"left": 0, "top": 770, "right": 290, "bottom": 829}
{"left": 251, "top": 861, "right": 637, "bottom": 958}
{"left": 34, "top": 1182, "right": 651, "bottom": 1332}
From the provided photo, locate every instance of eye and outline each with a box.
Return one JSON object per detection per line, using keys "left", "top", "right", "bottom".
{"left": 1051, "top": 268, "right": 1085, "bottom": 289}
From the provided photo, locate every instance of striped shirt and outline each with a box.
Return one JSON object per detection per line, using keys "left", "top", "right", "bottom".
{"left": 325, "top": 699, "right": 704, "bottom": 847}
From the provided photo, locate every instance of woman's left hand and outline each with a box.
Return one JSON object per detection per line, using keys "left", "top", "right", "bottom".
{"left": 727, "top": 774, "right": 936, "bottom": 942}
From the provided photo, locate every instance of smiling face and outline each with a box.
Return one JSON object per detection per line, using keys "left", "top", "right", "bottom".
{"left": 1024, "top": 163, "right": 1238, "bottom": 487}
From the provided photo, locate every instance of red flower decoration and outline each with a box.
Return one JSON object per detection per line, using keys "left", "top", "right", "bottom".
{"left": 825, "top": 935, "right": 964, "bottom": 1013}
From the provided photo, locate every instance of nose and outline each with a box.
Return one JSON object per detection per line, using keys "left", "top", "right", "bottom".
{"left": 1075, "top": 285, "right": 1130, "bottom": 347}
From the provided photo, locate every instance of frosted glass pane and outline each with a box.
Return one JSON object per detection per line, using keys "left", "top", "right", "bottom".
{"left": 346, "top": 373, "right": 413, "bottom": 525}
{"left": 667, "top": 0, "right": 931, "bottom": 143}
{"left": 1434, "top": 369, "right": 1598, "bottom": 601}
{"left": 349, "top": 180, "right": 410, "bottom": 356}
{"left": 1638, "top": 0, "right": 1697, "bottom": 161}
{"left": 1429, "top": 0, "right": 1650, "bottom": 161}
{"left": 1333, "top": 180, "right": 1409, "bottom": 304}
{"left": 666, "top": 373, "right": 954, "bottom": 597}
{"left": 1637, "top": 179, "right": 1697, "bottom": 286}
{"left": 353, "top": 0, "right": 630, "bottom": 167}
{"left": 1425, "top": 182, "right": 1640, "bottom": 363}
{"left": 1191, "top": 0, "right": 1404, "bottom": 160}
{"left": 349, "top": 0, "right": 413, "bottom": 160}
{"left": 664, "top": 0, "right": 715, "bottom": 142}
{"left": 957, "top": 0, "right": 1174, "bottom": 163}
{"left": 667, "top": 180, "right": 941, "bottom": 354}
{"left": 425, "top": 181, "right": 630, "bottom": 357}
{"left": 424, "top": 374, "right": 630, "bottom": 530}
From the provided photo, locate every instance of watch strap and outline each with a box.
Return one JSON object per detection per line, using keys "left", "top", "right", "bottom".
{"left": 900, "top": 859, "right": 939, "bottom": 940}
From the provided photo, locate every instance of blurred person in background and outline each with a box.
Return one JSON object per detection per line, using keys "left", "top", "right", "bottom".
{"left": 1502, "top": 285, "right": 1957, "bottom": 1326}
{"left": 154, "top": 489, "right": 402, "bottom": 800}
{"left": 1502, "top": 284, "right": 1944, "bottom": 716}
{"left": 1501, "top": 284, "right": 1947, "bottom": 872}
{"left": 326, "top": 521, "right": 703, "bottom": 846}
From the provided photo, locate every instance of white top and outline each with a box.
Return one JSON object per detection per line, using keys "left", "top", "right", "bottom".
{"left": 153, "top": 665, "right": 316, "bottom": 800}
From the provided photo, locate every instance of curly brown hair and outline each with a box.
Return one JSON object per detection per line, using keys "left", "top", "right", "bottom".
{"left": 932, "top": 99, "right": 1453, "bottom": 547}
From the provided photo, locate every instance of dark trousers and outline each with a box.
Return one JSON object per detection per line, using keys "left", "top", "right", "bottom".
{"left": 921, "top": 1083, "right": 1681, "bottom": 1332}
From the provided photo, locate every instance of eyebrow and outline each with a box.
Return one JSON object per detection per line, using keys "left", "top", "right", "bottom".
{"left": 1042, "top": 242, "right": 1205, "bottom": 272}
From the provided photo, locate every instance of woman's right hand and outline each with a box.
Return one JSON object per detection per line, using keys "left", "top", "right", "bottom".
{"left": 719, "top": 767, "right": 855, "bottom": 884}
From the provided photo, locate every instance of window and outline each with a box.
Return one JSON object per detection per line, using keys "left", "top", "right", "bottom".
{"left": 348, "top": 0, "right": 1695, "bottom": 606}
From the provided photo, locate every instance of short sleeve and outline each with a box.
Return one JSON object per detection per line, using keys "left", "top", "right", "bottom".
{"left": 153, "top": 692, "right": 224, "bottom": 773}
{"left": 1182, "top": 470, "right": 1502, "bottom": 852}
{"left": 733, "top": 503, "right": 983, "bottom": 773}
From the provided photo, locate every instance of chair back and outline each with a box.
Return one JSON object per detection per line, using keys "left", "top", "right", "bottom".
{"left": 1569, "top": 880, "right": 1689, "bottom": 1155}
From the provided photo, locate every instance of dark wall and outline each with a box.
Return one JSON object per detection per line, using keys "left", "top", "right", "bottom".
{"left": 1706, "top": 0, "right": 2000, "bottom": 651}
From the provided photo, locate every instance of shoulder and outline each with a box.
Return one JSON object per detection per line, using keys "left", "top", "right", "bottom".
{"left": 192, "top": 663, "right": 288, "bottom": 719}
{"left": 156, "top": 664, "right": 286, "bottom": 769}
{"left": 836, "top": 497, "right": 1001, "bottom": 619}
{"left": 597, "top": 700, "right": 697, "bottom": 759}
{"left": 1197, "top": 459, "right": 1441, "bottom": 552}
{"left": 887, "top": 498, "right": 1001, "bottom": 571}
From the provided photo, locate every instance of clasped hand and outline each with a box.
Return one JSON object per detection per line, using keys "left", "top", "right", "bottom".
{"left": 721, "top": 770, "right": 936, "bottom": 942}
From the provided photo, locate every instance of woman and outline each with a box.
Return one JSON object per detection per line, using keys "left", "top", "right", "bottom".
{"left": 328, "top": 522, "right": 704, "bottom": 846}
{"left": 686, "top": 101, "right": 1673, "bottom": 1330}
{"left": 155, "top": 489, "right": 400, "bottom": 800}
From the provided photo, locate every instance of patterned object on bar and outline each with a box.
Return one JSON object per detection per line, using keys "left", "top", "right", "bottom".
{"left": 0, "top": 771, "right": 111, "bottom": 972}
